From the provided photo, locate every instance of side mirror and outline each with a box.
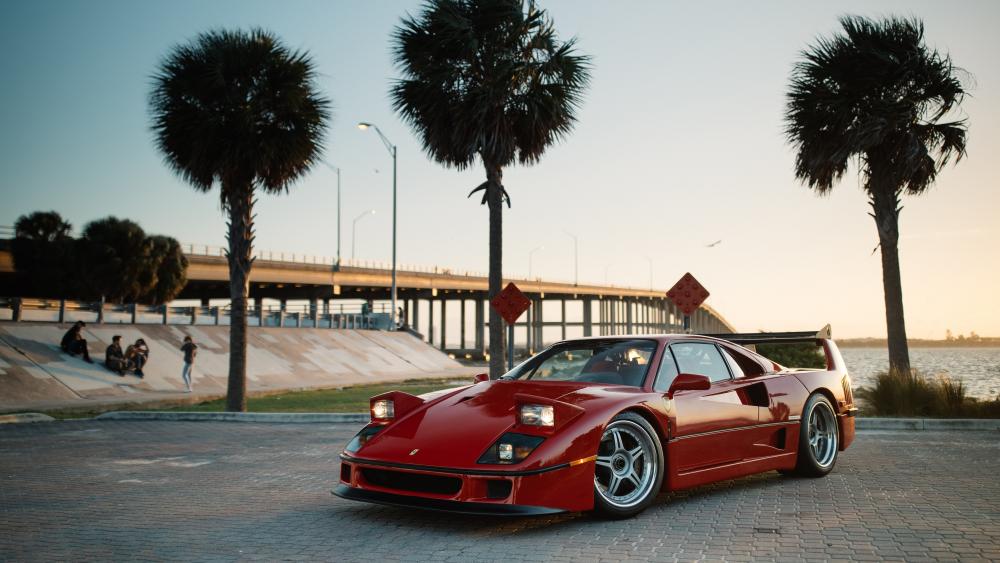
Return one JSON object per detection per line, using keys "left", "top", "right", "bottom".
{"left": 667, "top": 373, "right": 711, "bottom": 397}
{"left": 473, "top": 373, "right": 490, "bottom": 383}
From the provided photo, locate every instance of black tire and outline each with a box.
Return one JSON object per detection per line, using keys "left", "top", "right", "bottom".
{"left": 791, "top": 393, "right": 839, "bottom": 477}
{"left": 592, "top": 412, "right": 664, "bottom": 519}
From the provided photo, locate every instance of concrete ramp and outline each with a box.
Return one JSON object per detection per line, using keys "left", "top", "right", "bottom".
{"left": 0, "top": 322, "right": 474, "bottom": 412}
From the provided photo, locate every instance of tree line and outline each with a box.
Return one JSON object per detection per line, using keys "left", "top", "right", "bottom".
{"left": 11, "top": 210, "right": 188, "bottom": 305}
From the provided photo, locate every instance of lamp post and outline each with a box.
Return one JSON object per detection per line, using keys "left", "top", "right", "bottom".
{"left": 352, "top": 209, "right": 375, "bottom": 260}
{"left": 359, "top": 122, "right": 398, "bottom": 330}
{"left": 563, "top": 230, "right": 578, "bottom": 286}
{"left": 528, "top": 245, "right": 544, "bottom": 279}
{"left": 321, "top": 161, "right": 341, "bottom": 269}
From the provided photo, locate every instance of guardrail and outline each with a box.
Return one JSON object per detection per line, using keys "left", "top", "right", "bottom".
{"left": 0, "top": 297, "right": 392, "bottom": 330}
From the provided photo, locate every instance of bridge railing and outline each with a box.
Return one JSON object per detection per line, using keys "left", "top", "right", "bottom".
{"left": 0, "top": 297, "right": 392, "bottom": 330}
{"left": 180, "top": 243, "right": 661, "bottom": 291}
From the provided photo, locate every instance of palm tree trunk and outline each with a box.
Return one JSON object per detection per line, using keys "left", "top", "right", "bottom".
{"left": 870, "top": 188, "right": 911, "bottom": 376}
{"left": 225, "top": 185, "right": 255, "bottom": 411}
{"left": 485, "top": 161, "right": 506, "bottom": 379}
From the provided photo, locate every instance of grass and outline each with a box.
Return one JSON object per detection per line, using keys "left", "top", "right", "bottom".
{"left": 161, "top": 378, "right": 467, "bottom": 413}
{"left": 857, "top": 369, "right": 1000, "bottom": 418}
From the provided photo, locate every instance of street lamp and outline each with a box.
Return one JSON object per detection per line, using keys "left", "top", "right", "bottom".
{"left": 528, "top": 245, "right": 544, "bottom": 279}
{"left": 352, "top": 209, "right": 375, "bottom": 260}
{"left": 359, "top": 122, "right": 398, "bottom": 330}
{"left": 321, "top": 161, "right": 341, "bottom": 268}
{"left": 563, "top": 230, "right": 578, "bottom": 286}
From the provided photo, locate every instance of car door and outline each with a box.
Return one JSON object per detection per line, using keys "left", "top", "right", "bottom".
{"left": 665, "top": 341, "right": 761, "bottom": 472}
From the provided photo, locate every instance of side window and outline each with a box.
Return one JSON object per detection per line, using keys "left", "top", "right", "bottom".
{"left": 671, "top": 342, "right": 731, "bottom": 383}
{"left": 723, "top": 346, "right": 766, "bottom": 377}
{"left": 652, "top": 349, "right": 679, "bottom": 392}
{"left": 722, "top": 349, "right": 745, "bottom": 378}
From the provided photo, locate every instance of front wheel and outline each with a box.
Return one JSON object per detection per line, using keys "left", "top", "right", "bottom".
{"left": 791, "top": 393, "right": 839, "bottom": 477}
{"left": 593, "top": 412, "right": 664, "bottom": 519}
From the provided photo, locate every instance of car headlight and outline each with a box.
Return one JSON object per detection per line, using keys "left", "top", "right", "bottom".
{"left": 371, "top": 399, "right": 394, "bottom": 421}
{"left": 478, "top": 433, "right": 546, "bottom": 464}
{"left": 520, "top": 404, "right": 554, "bottom": 427}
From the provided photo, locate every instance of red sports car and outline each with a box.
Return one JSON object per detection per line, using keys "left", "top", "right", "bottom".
{"left": 334, "top": 327, "right": 856, "bottom": 518}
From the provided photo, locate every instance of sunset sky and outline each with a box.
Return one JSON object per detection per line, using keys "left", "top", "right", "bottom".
{"left": 2, "top": 0, "right": 998, "bottom": 338}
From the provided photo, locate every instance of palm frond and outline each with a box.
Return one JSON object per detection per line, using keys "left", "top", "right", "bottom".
{"left": 149, "top": 28, "right": 331, "bottom": 201}
{"left": 390, "top": 0, "right": 591, "bottom": 172}
{"left": 784, "top": 15, "right": 969, "bottom": 197}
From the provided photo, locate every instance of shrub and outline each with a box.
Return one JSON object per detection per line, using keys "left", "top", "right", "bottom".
{"left": 857, "top": 369, "right": 1000, "bottom": 418}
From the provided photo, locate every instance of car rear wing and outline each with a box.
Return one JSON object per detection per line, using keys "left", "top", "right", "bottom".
{"left": 704, "top": 325, "right": 845, "bottom": 373}
{"left": 703, "top": 324, "right": 832, "bottom": 346}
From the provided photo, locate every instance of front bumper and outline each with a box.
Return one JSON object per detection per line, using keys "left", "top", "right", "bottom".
{"left": 332, "top": 484, "right": 563, "bottom": 516}
{"left": 334, "top": 453, "right": 594, "bottom": 514}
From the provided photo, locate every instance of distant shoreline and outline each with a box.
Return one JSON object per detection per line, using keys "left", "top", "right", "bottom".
{"left": 838, "top": 339, "right": 1000, "bottom": 349}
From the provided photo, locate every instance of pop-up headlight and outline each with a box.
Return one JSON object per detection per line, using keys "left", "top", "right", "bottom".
{"left": 371, "top": 399, "right": 394, "bottom": 421}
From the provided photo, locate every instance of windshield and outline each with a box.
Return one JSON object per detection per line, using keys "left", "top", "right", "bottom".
{"left": 501, "top": 339, "right": 658, "bottom": 388}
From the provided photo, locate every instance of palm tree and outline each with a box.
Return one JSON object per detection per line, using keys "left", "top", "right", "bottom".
{"left": 785, "top": 16, "right": 968, "bottom": 376}
{"left": 150, "top": 29, "right": 330, "bottom": 411}
{"left": 391, "top": 0, "right": 590, "bottom": 378}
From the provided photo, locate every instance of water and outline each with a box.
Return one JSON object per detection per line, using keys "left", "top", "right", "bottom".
{"left": 841, "top": 347, "right": 1000, "bottom": 399}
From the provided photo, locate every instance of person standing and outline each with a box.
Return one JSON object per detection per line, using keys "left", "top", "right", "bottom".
{"left": 180, "top": 336, "right": 197, "bottom": 393}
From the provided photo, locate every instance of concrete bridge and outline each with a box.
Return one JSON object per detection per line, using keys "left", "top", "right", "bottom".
{"left": 0, "top": 245, "right": 736, "bottom": 354}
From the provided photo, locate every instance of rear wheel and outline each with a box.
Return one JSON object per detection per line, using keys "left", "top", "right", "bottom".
{"left": 593, "top": 412, "right": 664, "bottom": 519}
{"left": 790, "top": 393, "right": 839, "bottom": 477}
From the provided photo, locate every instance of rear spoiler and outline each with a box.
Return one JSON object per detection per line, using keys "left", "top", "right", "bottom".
{"left": 704, "top": 324, "right": 832, "bottom": 345}
{"left": 706, "top": 325, "right": 843, "bottom": 372}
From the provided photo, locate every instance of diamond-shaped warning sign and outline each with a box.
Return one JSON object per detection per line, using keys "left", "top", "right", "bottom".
{"left": 666, "top": 273, "right": 710, "bottom": 316}
{"left": 490, "top": 282, "right": 531, "bottom": 325}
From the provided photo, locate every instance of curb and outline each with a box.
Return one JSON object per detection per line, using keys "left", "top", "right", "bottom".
{"left": 857, "top": 418, "right": 1000, "bottom": 431}
{"left": 94, "top": 411, "right": 370, "bottom": 424}
{"left": 0, "top": 413, "right": 56, "bottom": 424}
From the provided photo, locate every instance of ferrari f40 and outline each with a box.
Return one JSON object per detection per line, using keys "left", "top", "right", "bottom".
{"left": 333, "top": 327, "right": 856, "bottom": 518}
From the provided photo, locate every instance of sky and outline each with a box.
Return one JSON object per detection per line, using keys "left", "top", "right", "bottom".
{"left": 1, "top": 0, "right": 998, "bottom": 339}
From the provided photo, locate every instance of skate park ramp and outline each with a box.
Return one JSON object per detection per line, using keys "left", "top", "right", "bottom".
{"left": 0, "top": 322, "right": 475, "bottom": 412}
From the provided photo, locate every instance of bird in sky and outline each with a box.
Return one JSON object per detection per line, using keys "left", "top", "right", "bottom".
{"left": 706, "top": 240, "right": 722, "bottom": 248}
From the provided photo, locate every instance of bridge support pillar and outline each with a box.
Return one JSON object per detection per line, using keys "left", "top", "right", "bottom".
{"left": 560, "top": 299, "right": 567, "bottom": 341}
{"left": 475, "top": 298, "right": 484, "bottom": 353}
{"left": 59, "top": 299, "right": 66, "bottom": 324}
{"left": 428, "top": 299, "right": 434, "bottom": 345}
{"left": 534, "top": 298, "right": 543, "bottom": 351}
{"left": 626, "top": 299, "right": 633, "bottom": 334}
{"left": 582, "top": 298, "right": 592, "bottom": 337}
{"left": 310, "top": 298, "right": 319, "bottom": 327}
{"left": 460, "top": 299, "right": 466, "bottom": 350}
{"left": 440, "top": 299, "right": 447, "bottom": 351}
{"left": 412, "top": 299, "right": 419, "bottom": 335}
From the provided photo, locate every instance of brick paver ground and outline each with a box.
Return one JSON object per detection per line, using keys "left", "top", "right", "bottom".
{"left": 1, "top": 421, "right": 998, "bottom": 562}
